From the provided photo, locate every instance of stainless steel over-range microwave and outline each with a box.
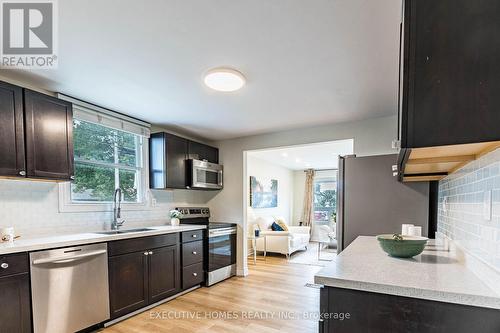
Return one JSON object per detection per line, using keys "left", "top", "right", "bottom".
{"left": 188, "top": 159, "right": 223, "bottom": 190}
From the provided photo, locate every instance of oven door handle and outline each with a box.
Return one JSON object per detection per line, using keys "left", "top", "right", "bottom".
{"left": 209, "top": 229, "right": 237, "bottom": 237}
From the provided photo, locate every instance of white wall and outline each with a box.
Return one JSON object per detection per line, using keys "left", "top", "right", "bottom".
{"left": 208, "top": 115, "right": 398, "bottom": 275}
{"left": 246, "top": 155, "right": 294, "bottom": 227}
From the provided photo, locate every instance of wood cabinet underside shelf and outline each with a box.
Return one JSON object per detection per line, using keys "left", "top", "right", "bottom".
{"left": 399, "top": 141, "right": 500, "bottom": 182}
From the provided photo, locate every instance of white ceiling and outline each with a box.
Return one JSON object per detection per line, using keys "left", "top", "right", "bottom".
{"left": 248, "top": 139, "right": 354, "bottom": 170}
{"left": 2, "top": 0, "right": 402, "bottom": 141}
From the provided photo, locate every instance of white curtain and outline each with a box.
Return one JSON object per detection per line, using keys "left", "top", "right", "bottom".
{"left": 301, "top": 169, "right": 315, "bottom": 228}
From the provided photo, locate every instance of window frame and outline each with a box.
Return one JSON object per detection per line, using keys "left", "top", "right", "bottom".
{"left": 59, "top": 119, "right": 151, "bottom": 213}
{"left": 312, "top": 173, "right": 338, "bottom": 225}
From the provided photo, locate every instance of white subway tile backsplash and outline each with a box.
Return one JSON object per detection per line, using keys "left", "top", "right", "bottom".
{"left": 0, "top": 180, "right": 215, "bottom": 238}
{"left": 438, "top": 148, "right": 500, "bottom": 272}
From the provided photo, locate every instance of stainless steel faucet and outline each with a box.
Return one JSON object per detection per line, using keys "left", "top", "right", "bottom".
{"left": 112, "top": 188, "right": 125, "bottom": 230}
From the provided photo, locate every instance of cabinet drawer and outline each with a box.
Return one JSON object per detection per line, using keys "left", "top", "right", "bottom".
{"left": 182, "top": 241, "right": 204, "bottom": 267}
{"left": 182, "top": 262, "right": 204, "bottom": 289}
{"left": 108, "top": 233, "right": 179, "bottom": 256}
{"left": 181, "top": 230, "right": 203, "bottom": 243}
{"left": 0, "top": 253, "right": 28, "bottom": 278}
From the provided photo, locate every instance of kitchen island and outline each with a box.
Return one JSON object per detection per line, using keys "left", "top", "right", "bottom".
{"left": 314, "top": 236, "right": 500, "bottom": 333}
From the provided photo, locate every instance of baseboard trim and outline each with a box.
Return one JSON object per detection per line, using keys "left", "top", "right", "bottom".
{"left": 104, "top": 285, "right": 200, "bottom": 327}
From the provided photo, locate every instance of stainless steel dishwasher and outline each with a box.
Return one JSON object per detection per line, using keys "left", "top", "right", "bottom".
{"left": 30, "top": 243, "right": 110, "bottom": 333}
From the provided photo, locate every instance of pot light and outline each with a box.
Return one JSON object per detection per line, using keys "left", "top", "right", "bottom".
{"left": 204, "top": 68, "right": 246, "bottom": 92}
{"left": 281, "top": 152, "right": 288, "bottom": 158}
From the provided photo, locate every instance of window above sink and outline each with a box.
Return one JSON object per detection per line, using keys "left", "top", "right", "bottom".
{"left": 58, "top": 96, "right": 151, "bottom": 213}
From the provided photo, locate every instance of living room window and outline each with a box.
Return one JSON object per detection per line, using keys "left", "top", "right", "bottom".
{"left": 313, "top": 171, "right": 337, "bottom": 226}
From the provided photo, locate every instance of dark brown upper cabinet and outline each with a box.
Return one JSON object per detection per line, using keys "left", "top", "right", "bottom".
{"left": 150, "top": 132, "right": 188, "bottom": 189}
{"left": 0, "top": 81, "right": 25, "bottom": 177}
{"left": 398, "top": 0, "right": 500, "bottom": 182}
{"left": 0, "top": 80, "right": 74, "bottom": 181}
{"left": 149, "top": 132, "right": 219, "bottom": 189}
{"left": 24, "top": 89, "right": 74, "bottom": 180}
{"left": 188, "top": 140, "right": 219, "bottom": 164}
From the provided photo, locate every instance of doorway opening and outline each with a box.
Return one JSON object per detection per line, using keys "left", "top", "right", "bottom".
{"left": 243, "top": 139, "right": 354, "bottom": 271}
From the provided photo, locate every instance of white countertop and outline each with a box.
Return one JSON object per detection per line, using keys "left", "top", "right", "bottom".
{"left": 0, "top": 224, "right": 206, "bottom": 255}
{"left": 314, "top": 236, "right": 500, "bottom": 309}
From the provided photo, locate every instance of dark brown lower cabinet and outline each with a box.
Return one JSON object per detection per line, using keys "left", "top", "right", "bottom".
{"left": 320, "top": 287, "right": 500, "bottom": 333}
{"left": 0, "top": 273, "right": 32, "bottom": 333}
{"left": 149, "top": 245, "right": 181, "bottom": 304}
{"left": 108, "top": 251, "right": 149, "bottom": 319}
{"left": 108, "top": 241, "right": 181, "bottom": 319}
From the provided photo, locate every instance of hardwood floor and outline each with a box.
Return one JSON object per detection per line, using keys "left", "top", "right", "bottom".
{"left": 102, "top": 256, "right": 322, "bottom": 333}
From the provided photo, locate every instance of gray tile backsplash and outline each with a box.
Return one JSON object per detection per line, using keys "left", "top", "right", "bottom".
{"left": 438, "top": 148, "right": 500, "bottom": 271}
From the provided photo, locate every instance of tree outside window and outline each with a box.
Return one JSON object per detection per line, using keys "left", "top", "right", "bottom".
{"left": 71, "top": 119, "right": 143, "bottom": 203}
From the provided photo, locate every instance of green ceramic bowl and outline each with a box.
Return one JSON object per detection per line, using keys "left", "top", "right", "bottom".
{"left": 376, "top": 234, "right": 429, "bottom": 258}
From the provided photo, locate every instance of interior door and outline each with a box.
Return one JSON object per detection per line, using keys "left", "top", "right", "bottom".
{"left": 24, "top": 90, "right": 74, "bottom": 180}
{"left": 148, "top": 244, "right": 180, "bottom": 303}
{"left": 0, "top": 81, "right": 25, "bottom": 177}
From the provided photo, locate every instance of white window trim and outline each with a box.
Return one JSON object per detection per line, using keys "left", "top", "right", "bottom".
{"left": 59, "top": 139, "right": 151, "bottom": 213}
{"left": 58, "top": 98, "right": 152, "bottom": 213}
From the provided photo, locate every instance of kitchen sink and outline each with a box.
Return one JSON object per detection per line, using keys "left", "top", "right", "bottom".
{"left": 94, "top": 228, "right": 155, "bottom": 235}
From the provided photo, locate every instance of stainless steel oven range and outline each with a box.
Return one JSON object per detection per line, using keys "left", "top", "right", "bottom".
{"left": 176, "top": 207, "right": 236, "bottom": 286}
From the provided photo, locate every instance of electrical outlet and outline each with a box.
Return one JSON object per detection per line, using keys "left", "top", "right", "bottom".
{"left": 483, "top": 190, "right": 492, "bottom": 221}
{"left": 442, "top": 196, "right": 448, "bottom": 213}
{"left": 151, "top": 198, "right": 157, "bottom": 207}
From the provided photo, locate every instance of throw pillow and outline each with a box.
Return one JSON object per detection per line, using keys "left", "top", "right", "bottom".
{"left": 275, "top": 219, "right": 289, "bottom": 231}
{"left": 271, "top": 222, "right": 284, "bottom": 231}
{"left": 274, "top": 217, "right": 288, "bottom": 231}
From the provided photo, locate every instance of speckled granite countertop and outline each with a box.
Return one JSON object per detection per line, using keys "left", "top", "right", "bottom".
{"left": 0, "top": 225, "right": 206, "bottom": 255}
{"left": 314, "top": 236, "right": 500, "bottom": 309}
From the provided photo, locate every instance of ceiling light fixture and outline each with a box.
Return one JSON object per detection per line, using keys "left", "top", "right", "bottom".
{"left": 204, "top": 67, "right": 246, "bottom": 92}
{"left": 295, "top": 158, "right": 302, "bottom": 163}
{"left": 281, "top": 152, "right": 288, "bottom": 158}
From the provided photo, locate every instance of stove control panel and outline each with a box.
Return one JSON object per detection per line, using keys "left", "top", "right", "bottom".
{"left": 176, "top": 207, "right": 210, "bottom": 218}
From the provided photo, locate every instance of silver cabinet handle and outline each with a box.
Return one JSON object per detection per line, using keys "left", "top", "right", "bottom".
{"left": 1, "top": 263, "right": 8, "bottom": 269}
{"left": 148, "top": 251, "right": 153, "bottom": 255}
{"left": 192, "top": 272, "right": 197, "bottom": 277}
{"left": 144, "top": 252, "right": 149, "bottom": 256}
{"left": 19, "top": 170, "right": 26, "bottom": 176}
{"left": 192, "top": 251, "right": 197, "bottom": 255}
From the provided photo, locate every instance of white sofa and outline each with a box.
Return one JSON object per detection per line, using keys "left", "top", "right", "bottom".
{"left": 252, "top": 217, "right": 310, "bottom": 258}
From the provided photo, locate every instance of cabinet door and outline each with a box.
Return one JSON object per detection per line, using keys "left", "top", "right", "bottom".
{"left": 108, "top": 251, "right": 149, "bottom": 319}
{"left": 24, "top": 89, "right": 74, "bottom": 179}
{"left": 403, "top": 0, "right": 500, "bottom": 148}
{"left": 0, "top": 273, "right": 32, "bottom": 333}
{"left": 188, "top": 141, "right": 219, "bottom": 164}
{"left": 165, "top": 133, "right": 188, "bottom": 188}
{"left": 0, "top": 81, "right": 25, "bottom": 177}
{"left": 149, "top": 244, "right": 180, "bottom": 304}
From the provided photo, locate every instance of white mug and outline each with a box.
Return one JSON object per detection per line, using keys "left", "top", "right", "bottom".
{"left": 401, "top": 224, "right": 414, "bottom": 236}
{"left": 1, "top": 227, "right": 15, "bottom": 243}
{"left": 408, "top": 226, "right": 422, "bottom": 237}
